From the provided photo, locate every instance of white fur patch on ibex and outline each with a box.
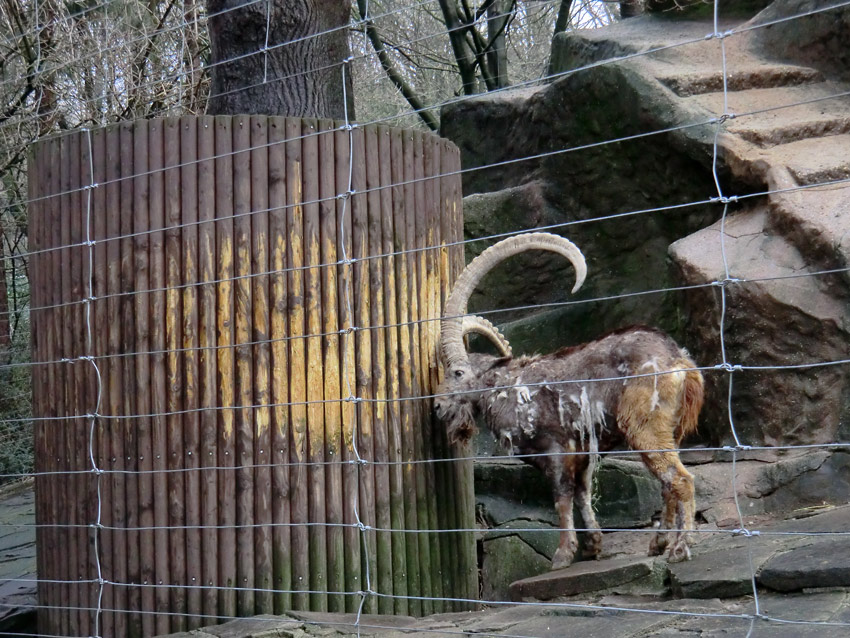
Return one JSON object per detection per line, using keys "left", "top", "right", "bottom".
{"left": 641, "top": 358, "right": 661, "bottom": 411}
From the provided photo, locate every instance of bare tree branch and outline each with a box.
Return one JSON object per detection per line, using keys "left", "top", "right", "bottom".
{"left": 436, "top": 0, "right": 479, "bottom": 95}
{"left": 120, "top": 0, "right": 179, "bottom": 118}
{"left": 356, "top": 0, "right": 439, "bottom": 131}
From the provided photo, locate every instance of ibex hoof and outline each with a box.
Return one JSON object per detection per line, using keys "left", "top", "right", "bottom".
{"left": 551, "top": 547, "right": 575, "bottom": 570}
{"left": 648, "top": 533, "right": 668, "bottom": 556}
{"left": 583, "top": 532, "right": 603, "bottom": 559}
{"left": 667, "top": 539, "right": 692, "bottom": 563}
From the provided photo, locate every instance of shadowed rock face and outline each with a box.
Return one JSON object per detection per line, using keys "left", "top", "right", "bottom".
{"left": 441, "top": 0, "right": 850, "bottom": 594}
{"left": 670, "top": 204, "right": 850, "bottom": 447}
{"left": 441, "top": 71, "right": 718, "bottom": 344}
{"left": 751, "top": 0, "right": 850, "bottom": 79}
{"left": 441, "top": 3, "right": 850, "bottom": 450}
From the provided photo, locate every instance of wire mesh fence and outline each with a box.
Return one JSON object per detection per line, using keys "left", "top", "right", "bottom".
{"left": 1, "top": 0, "right": 850, "bottom": 637}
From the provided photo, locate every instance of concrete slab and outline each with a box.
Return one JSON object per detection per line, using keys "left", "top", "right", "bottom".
{"left": 510, "top": 556, "right": 657, "bottom": 601}
{"left": 0, "top": 481, "right": 36, "bottom": 632}
{"left": 759, "top": 539, "right": 850, "bottom": 592}
{"left": 668, "top": 542, "right": 771, "bottom": 599}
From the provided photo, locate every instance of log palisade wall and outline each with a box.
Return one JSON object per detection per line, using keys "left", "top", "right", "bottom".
{"left": 28, "top": 117, "right": 475, "bottom": 638}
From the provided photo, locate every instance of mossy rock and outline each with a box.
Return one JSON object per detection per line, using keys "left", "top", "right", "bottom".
{"left": 474, "top": 458, "right": 663, "bottom": 531}
{"left": 594, "top": 459, "right": 663, "bottom": 529}
{"left": 484, "top": 520, "right": 562, "bottom": 560}
{"left": 481, "top": 535, "right": 552, "bottom": 601}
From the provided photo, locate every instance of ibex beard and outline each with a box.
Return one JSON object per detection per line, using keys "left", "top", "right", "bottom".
{"left": 435, "top": 233, "right": 704, "bottom": 570}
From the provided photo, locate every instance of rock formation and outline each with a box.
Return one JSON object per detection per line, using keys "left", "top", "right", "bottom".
{"left": 441, "top": 0, "right": 850, "bottom": 596}
{"left": 442, "top": 0, "right": 850, "bottom": 448}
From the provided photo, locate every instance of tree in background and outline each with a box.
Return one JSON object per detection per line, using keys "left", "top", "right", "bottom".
{"left": 0, "top": 0, "right": 208, "bottom": 481}
{"left": 352, "top": 0, "right": 616, "bottom": 130}
{"left": 206, "top": 0, "right": 354, "bottom": 117}
{"left": 0, "top": 0, "right": 616, "bottom": 480}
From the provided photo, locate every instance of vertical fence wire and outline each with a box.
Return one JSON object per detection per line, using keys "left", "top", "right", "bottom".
{"left": 82, "top": 127, "right": 107, "bottom": 638}
{"left": 339, "top": 56, "right": 371, "bottom": 638}
{"left": 711, "top": 2, "right": 759, "bottom": 633}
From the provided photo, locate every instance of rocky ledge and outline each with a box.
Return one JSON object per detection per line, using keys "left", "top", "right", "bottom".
{"left": 157, "top": 505, "right": 850, "bottom": 638}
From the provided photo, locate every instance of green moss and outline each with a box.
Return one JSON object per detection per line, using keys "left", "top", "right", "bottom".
{"left": 481, "top": 535, "right": 552, "bottom": 600}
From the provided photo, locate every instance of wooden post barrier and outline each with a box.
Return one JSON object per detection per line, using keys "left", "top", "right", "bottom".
{"left": 29, "top": 117, "right": 476, "bottom": 637}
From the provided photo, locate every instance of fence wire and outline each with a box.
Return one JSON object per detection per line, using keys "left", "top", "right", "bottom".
{"left": 2, "top": 1, "right": 850, "bottom": 637}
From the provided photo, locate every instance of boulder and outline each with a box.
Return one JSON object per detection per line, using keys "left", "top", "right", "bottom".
{"left": 443, "top": 62, "right": 718, "bottom": 350}
{"left": 669, "top": 203, "right": 850, "bottom": 446}
{"left": 476, "top": 494, "right": 559, "bottom": 528}
{"left": 474, "top": 459, "right": 553, "bottom": 507}
{"left": 475, "top": 457, "right": 664, "bottom": 530}
{"left": 759, "top": 539, "right": 850, "bottom": 591}
{"left": 484, "top": 520, "right": 561, "bottom": 562}
{"left": 595, "top": 459, "right": 664, "bottom": 529}
{"left": 480, "top": 535, "right": 552, "bottom": 601}
{"left": 750, "top": 0, "right": 850, "bottom": 78}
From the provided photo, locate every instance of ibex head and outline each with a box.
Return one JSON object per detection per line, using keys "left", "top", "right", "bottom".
{"left": 434, "top": 316, "right": 512, "bottom": 444}
{"left": 435, "top": 232, "right": 587, "bottom": 443}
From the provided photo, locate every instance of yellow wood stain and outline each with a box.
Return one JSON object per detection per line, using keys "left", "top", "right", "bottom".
{"left": 321, "top": 233, "right": 341, "bottom": 456}
{"left": 356, "top": 261, "right": 373, "bottom": 440}
{"left": 217, "top": 239, "right": 234, "bottom": 440}
{"left": 270, "top": 230, "right": 288, "bottom": 439}
{"left": 340, "top": 257, "right": 357, "bottom": 451}
{"left": 289, "top": 161, "right": 307, "bottom": 463}
{"left": 306, "top": 229, "right": 324, "bottom": 458}
{"left": 182, "top": 250, "right": 197, "bottom": 403}
{"left": 254, "top": 230, "right": 270, "bottom": 438}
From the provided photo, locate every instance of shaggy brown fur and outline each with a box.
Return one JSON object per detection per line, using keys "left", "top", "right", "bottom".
{"left": 435, "top": 326, "right": 704, "bottom": 568}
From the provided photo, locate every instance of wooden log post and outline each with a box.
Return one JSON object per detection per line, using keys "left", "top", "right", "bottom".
{"left": 29, "top": 118, "right": 476, "bottom": 637}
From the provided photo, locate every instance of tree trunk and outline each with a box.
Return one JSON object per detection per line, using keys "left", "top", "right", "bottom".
{"left": 486, "top": 0, "right": 511, "bottom": 89}
{"left": 553, "top": 0, "right": 574, "bottom": 35}
{"left": 206, "top": 0, "right": 353, "bottom": 118}
{"left": 620, "top": 1, "right": 645, "bottom": 18}
{"left": 437, "top": 0, "right": 480, "bottom": 96}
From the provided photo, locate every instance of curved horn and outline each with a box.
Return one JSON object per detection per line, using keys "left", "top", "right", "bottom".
{"left": 441, "top": 232, "right": 586, "bottom": 372}
{"left": 462, "top": 315, "right": 513, "bottom": 359}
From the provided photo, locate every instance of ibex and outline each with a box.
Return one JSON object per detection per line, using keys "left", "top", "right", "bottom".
{"left": 434, "top": 233, "right": 703, "bottom": 569}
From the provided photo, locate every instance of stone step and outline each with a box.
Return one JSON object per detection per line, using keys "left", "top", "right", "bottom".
{"left": 657, "top": 64, "right": 823, "bottom": 97}
{"left": 685, "top": 82, "right": 850, "bottom": 147}
{"left": 734, "top": 112, "right": 850, "bottom": 148}
{"left": 765, "top": 133, "right": 850, "bottom": 186}
{"left": 766, "top": 166, "right": 850, "bottom": 278}
{"left": 668, "top": 541, "right": 772, "bottom": 599}
{"left": 669, "top": 202, "right": 843, "bottom": 325}
{"left": 759, "top": 538, "right": 850, "bottom": 592}
{"left": 510, "top": 555, "right": 658, "bottom": 601}
{"left": 669, "top": 202, "right": 848, "bottom": 446}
